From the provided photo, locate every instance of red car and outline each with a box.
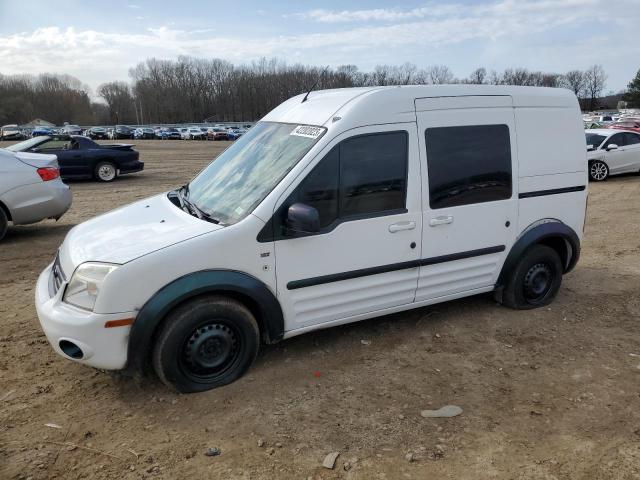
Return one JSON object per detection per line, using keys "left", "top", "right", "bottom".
{"left": 608, "top": 119, "right": 640, "bottom": 133}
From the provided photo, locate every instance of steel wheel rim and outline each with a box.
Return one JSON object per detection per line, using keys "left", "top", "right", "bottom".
{"left": 180, "top": 320, "right": 241, "bottom": 380}
{"left": 98, "top": 164, "right": 116, "bottom": 181}
{"left": 523, "top": 262, "right": 553, "bottom": 303}
{"left": 590, "top": 162, "right": 607, "bottom": 180}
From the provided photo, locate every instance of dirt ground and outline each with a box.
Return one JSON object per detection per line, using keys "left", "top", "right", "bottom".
{"left": 1, "top": 139, "right": 640, "bottom": 480}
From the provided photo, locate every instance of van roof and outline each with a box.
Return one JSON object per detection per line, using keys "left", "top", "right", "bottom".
{"left": 262, "top": 85, "right": 579, "bottom": 128}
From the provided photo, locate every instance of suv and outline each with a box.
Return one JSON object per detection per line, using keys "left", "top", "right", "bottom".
{"left": 36, "top": 86, "right": 588, "bottom": 393}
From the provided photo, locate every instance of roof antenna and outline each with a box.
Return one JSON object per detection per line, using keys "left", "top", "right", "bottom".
{"left": 302, "top": 65, "right": 330, "bottom": 103}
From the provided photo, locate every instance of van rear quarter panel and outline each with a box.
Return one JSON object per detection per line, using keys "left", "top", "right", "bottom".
{"left": 515, "top": 106, "right": 587, "bottom": 240}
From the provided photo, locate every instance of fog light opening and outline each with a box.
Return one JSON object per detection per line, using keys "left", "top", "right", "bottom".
{"left": 59, "top": 340, "right": 83, "bottom": 359}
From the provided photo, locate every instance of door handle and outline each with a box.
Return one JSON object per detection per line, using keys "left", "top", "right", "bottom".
{"left": 388, "top": 221, "right": 416, "bottom": 233}
{"left": 429, "top": 215, "right": 453, "bottom": 227}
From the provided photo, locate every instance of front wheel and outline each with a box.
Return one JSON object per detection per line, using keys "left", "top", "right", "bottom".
{"left": 501, "top": 245, "right": 563, "bottom": 310}
{"left": 94, "top": 161, "right": 117, "bottom": 182}
{"left": 152, "top": 295, "right": 260, "bottom": 393}
{"left": 589, "top": 160, "right": 609, "bottom": 181}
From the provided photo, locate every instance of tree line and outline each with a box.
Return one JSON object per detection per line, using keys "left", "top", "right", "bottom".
{"left": 0, "top": 57, "right": 635, "bottom": 127}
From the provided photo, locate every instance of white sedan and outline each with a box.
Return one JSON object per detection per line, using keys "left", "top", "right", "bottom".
{"left": 586, "top": 129, "right": 640, "bottom": 181}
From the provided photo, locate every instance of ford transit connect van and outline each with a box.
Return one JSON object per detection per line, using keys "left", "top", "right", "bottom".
{"left": 35, "top": 86, "right": 588, "bottom": 393}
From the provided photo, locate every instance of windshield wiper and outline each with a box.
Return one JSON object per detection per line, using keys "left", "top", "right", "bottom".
{"left": 177, "top": 184, "right": 221, "bottom": 225}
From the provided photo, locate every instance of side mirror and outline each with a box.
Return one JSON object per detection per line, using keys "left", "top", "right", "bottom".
{"left": 586, "top": 144, "right": 594, "bottom": 151}
{"left": 606, "top": 144, "right": 618, "bottom": 151}
{"left": 286, "top": 203, "right": 320, "bottom": 234}
{"left": 30, "top": 147, "right": 41, "bottom": 153}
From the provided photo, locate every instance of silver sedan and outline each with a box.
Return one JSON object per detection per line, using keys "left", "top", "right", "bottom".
{"left": 0, "top": 149, "right": 72, "bottom": 240}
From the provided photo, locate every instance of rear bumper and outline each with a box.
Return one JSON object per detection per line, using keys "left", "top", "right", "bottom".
{"left": 119, "top": 161, "right": 144, "bottom": 175}
{"left": 4, "top": 179, "right": 72, "bottom": 225}
{"left": 35, "top": 264, "right": 134, "bottom": 370}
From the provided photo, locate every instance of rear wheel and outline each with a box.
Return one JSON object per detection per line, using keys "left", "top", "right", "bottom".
{"left": 502, "top": 245, "right": 563, "bottom": 310}
{"left": 94, "top": 161, "right": 117, "bottom": 182}
{"left": 589, "top": 160, "right": 609, "bottom": 181}
{"left": 152, "top": 295, "right": 260, "bottom": 393}
{"left": 0, "top": 208, "right": 8, "bottom": 241}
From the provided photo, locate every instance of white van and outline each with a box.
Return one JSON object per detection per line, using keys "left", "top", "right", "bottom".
{"left": 35, "top": 86, "right": 588, "bottom": 393}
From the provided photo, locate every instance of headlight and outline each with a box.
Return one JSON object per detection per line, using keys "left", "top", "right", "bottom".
{"left": 63, "top": 262, "right": 119, "bottom": 311}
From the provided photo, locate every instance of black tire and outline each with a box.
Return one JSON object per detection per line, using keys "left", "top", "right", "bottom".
{"left": 94, "top": 161, "right": 117, "bottom": 182}
{"left": 589, "top": 160, "right": 609, "bottom": 181}
{"left": 0, "top": 207, "right": 8, "bottom": 241}
{"left": 152, "top": 295, "right": 260, "bottom": 393}
{"left": 501, "top": 245, "right": 563, "bottom": 310}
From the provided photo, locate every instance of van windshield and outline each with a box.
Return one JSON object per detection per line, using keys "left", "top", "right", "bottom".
{"left": 186, "top": 122, "right": 325, "bottom": 225}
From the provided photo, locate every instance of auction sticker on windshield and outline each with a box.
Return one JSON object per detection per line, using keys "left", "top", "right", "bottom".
{"left": 290, "top": 125, "right": 324, "bottom": 139}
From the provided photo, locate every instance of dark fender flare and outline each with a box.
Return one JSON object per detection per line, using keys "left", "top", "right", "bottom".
{"left": 126, "top": 270, "right": 284, "bottom": 373}
{"left": 497, "top": 220, "right": 581, "bottom": 289}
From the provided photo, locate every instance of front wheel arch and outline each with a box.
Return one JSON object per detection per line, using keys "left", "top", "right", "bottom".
{"left": 126, "top": 270, "right": 284, "bottom": 375}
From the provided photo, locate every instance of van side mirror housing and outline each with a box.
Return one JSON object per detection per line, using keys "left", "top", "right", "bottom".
{"left": 586, "top": 144, "right": 594, "bottom": 151}
{"left": 286, "top": 203, "right": 320, "bottom": 234}
{"left": 606, "top": 144, "right": 618, "bottom": 151}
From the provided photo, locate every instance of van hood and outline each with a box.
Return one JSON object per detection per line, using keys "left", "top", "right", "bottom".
{"left": 59, "top": 193, "right": 222, "bottom": 271}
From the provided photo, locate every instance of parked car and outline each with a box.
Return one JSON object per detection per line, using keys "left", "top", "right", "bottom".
{"left": 206, "top": 127, "right": 228, "bottom": 141}
{"left": 32, "top": 127, "right": 56, "bottom": 137}
{"left": 1, "top": 124, "right": 24, "bottom": 140}
{"left": 0, "top": 149, "right": 72, "bottom": 241}
{"left": 186, "top": 127, "right": 206, "bottom": 140}
{"left": 34, "top": 85, "right": 587, "bottom": 393}
{"left": 87, "top": 127, "right": 109, "bottom": 140}
{"left": 134, "top": 127, "right": 156, "bottom": 139}
{"left": 156, "top": 127, "right": 182, "bottom": 140}
{"left": 607, "top": 120, "right": 640, "bottom": 133}
{"left": 111, "top": 125, "right": 134, "bottom": 140}
{"left": 586, "top": 128, "right": 640, "bottom": 181}
{"left": 5, "top": 135, "right": 143, "bottom": 182}
{"left": 177, "top": 127, "right": 190, "bottom": 140}
{"left": 61, "top": 125, "right": 83, "bottom": 135}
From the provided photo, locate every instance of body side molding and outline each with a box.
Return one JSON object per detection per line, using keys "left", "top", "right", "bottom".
{"left": 519, "top": 185, "right": 585, "bottom": 199}
{"left": 287, "top": 245, "right": 505, "bottom": 290}
{"left": 126, "top": 270, "right": 284, "bottom": 373}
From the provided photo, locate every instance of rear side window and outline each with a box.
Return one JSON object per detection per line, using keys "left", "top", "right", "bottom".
{"left": 623, "top": 133, "right": 640, "bottom": 145}
{"left": 425, "top": 125, "right": 512, "bottom": 209}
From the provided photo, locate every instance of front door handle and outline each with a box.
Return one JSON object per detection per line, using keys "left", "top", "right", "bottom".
{"left": 429, "top": 215, "right": 454, "bottom": 227}
{"left": 389, "top": 221, "right": 416, "bottom": 233}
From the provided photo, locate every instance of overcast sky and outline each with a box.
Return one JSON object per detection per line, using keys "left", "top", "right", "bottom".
{"left": 1, "top": 0, "right": 638, "bottom": 95}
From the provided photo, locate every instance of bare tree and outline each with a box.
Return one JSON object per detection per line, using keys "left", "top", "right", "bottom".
{"left": 427, "top": 65, "right": 454, "bottom": 84}
{"left": 584, "top": 64, "right": 607, "bottom": 110}
{"left": 467, "top": 67, "right": 487, "bottom": 84}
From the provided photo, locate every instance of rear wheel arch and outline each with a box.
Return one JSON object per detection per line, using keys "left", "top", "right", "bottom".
{"left": 497, "top": 220, "right": 580, "bottom": 289}
{"left": 126, "top": 270, "right": 284, "bottom": 374}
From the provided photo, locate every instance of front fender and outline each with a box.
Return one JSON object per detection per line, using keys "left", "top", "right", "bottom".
{"left": 126, "top": 270, "right": 284, "bottom": 373}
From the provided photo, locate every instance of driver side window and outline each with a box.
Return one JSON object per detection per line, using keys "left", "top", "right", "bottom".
{"left": 604, "top": 133, "right": 624, "bottom": 148}
{"left": 263, "top": 130, "right": 408, "bottom": 241}
{"left": 37, "top": 139, "right": 70, "bottom": 151}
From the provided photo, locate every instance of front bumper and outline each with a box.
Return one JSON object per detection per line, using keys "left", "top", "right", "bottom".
{"left": 35, "top": 263, "right": 135, "bottom": 370}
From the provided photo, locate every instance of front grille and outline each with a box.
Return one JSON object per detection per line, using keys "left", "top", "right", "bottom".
{"left": 51, "top": 252, "right": 66, "bottom": 295}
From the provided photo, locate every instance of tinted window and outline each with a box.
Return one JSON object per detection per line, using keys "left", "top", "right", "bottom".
{"left": 604, "top": 133, "right": 625, "bottom": 147}
{"left": 426, "top": 125, "right": 512, "bottom": 209}
{"left": 270, "top": 131, "right": 408, "bottom": 239}
{"left": 289, "top": 147, "right": 339, "bottom": 228}
{"left": 623, "top": 133, "right": 640, "bottom": 145}
{"left": 339, "top": 132, "right": 407, "bottom": 217}
{"left": 585, "top": 133, "right": 606, "bottom": 149}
